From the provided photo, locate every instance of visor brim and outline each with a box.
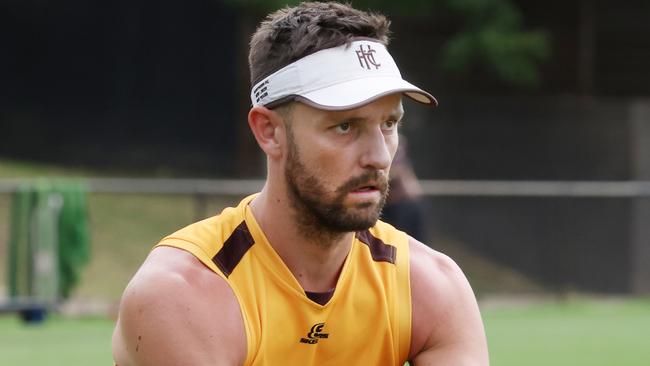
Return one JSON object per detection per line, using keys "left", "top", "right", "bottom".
{"left": 294, "top": 76, "right": 438, "bottom": 111}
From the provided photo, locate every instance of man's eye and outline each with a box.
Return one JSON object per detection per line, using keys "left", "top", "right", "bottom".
{"left": 382, "top": 120, "right": 398, "bottom": 130}
{"left": 335, "top": 122, "right": 352, "bottom": 133}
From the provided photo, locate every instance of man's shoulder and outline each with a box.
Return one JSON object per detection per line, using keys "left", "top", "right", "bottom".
{"left": 408, "top": 237, "right": 487, "bottom": 363}
{"left": 119, "top": 246, "right": 240, "bottom": 325}
{"left": 408, "top": 237, "right": 474, "bottom": 312}
{"left": 408, "top": 238, "right": 464, "bottom": 285}
{"left": 113, "top": 246, "right": 246, "bottom": 365}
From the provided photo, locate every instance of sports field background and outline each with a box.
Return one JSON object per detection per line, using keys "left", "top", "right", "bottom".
{"left": 1, "top": 159, "right": 649, "bottom": 365}
{"left": 0, "top": 158, "right": 545, "bottom": 302}
{"left": 1, "top": 298, "right": 649, "bottom": 365}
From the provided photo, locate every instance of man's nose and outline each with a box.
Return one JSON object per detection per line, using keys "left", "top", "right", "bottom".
{"left": 359, "top": 128, "right": 393, "bottom": 171}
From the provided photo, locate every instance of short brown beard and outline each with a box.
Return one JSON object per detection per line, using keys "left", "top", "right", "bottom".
{"left": 284, "top": 125, "right": 388, "bottom": 244}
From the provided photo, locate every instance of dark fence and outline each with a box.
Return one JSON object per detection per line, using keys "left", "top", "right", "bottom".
{"left": 402, "top": 97, "right": 650, "bottom": 294}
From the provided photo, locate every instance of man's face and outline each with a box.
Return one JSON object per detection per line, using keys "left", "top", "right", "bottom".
{"left": 283, "top": 94, "right": 403, "bottom": 233}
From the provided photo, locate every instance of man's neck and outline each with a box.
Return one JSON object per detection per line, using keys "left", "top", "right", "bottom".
{"left": 249, "top": 189, "right": 353, "bottom": 293}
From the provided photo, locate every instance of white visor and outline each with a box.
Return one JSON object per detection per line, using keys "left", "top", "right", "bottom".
{"left": 251, "top": 39, "right": 437, "bottom": 110}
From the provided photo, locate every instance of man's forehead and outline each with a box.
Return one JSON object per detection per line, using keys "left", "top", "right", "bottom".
{"left": 327, "top": 95, "right": 404, "bottom": 120}
{"left": 294, "top": 94, "right": 403, "bottom": 121}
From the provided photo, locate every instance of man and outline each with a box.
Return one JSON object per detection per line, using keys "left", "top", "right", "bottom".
{"left": 112, "top": 2, "right": 489, "bottom": 365}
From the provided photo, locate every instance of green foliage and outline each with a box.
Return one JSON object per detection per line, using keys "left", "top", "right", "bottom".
{"left": 442, "top": 26, "right": 549, "bottom": 87}
{"left": 446, "top": 0, "right": 522, "bottom": 29}
{"left": 441, "top": 0, "right": 549, "bottom": 88}
{"left": 221, "top": 0, "right": 300, "bottom": 12}
{"left": 225, "top": 0, "right": 550, "bottom": 89}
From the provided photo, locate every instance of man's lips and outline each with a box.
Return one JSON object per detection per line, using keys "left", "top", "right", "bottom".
{"left": 350, "top": 182, "right": 383, "bottom": 193}
{"left": 351, "top": 185, "right": 378, "bottom": 192}
{"left": 337, "top": 171, "right": 388, "bottom": 195}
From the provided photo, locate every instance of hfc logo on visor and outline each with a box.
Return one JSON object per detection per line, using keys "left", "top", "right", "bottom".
{"left": 355, "top": 44, "right": 381, "bottom": 70}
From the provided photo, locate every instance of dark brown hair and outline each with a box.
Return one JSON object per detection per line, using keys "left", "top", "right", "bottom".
{"left": 248, "top": 2, "right": 391, "bottom": 86}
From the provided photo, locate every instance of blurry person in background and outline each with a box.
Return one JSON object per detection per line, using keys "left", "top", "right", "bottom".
{"left": 382, "top": 135, "right": 427, "bottom": 242}
{"left": 112, "top": 2, "right": 488, "bottom": 365}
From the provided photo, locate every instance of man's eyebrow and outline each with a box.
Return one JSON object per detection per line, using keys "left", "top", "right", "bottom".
{"left": 327, "top": 106, "right": 404, "bottom": 124}
{"left": 345, "top": 117, "right": 366, "bottom": 123}
{"left": 389, "top": 110, "right": 404, "bottom": 121}
{"left": 386, "top": 107, "right": 404, "bottom": 123}
{"left": 347, "top": 110, "right": 404, "bottom": 122}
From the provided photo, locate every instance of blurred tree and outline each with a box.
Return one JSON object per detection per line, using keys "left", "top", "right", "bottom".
{"left": 223, "top": 0, "right": 549, "bottom": 89}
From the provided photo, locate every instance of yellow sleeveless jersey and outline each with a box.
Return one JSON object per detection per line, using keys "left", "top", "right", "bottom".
{"left": 156, "top": 194, "right": 412, "bottom": 366}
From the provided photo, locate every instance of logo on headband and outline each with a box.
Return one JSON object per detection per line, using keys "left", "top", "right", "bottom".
{"left": 254, "top": 79, "right": 270, "bottom": 103}
{"left": 356, "top": 44, "right": 381, "bottom": 70}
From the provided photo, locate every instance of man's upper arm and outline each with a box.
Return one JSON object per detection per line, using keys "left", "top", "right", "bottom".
{"left": 409, "top": 239, "right": 489, "bottom": 365}
{"left": 112, "top": 246, "right": 247, "bottom": 366}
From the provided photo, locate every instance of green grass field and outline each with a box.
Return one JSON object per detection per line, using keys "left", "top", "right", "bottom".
{"left": 0, "top": 315, "right": 115, "bottom": 365}
{"left": 484, "top": 298, "right": 650, "bottom": 366}
{"left": 1, "top": 298, "right": 648, "bottom": 365}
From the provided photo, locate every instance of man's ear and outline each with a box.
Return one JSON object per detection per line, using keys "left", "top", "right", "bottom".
{"left": 248, "top": 106, "right": 285, "bottom": 159}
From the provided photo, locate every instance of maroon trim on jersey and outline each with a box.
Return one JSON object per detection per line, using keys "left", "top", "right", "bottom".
{"left": 305, "top": 289, "right": 335, "bottom": 306}
{"left": 355, "top": 230, "right": 397, "bottom": 264}
{"left": 212, "top": 221, "right": 255, "bottom": 277}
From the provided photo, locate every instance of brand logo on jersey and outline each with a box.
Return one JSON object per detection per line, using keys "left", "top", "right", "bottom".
{"left": 299, "top": 322, "right": 329, "bottom": 344}
{"left": 355, "top": 44, "right": 381, "bottom": 70}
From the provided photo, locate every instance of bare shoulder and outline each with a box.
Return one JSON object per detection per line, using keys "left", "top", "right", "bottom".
{"left": 112, "top": 246, "right": 246, "bottom": 366}
{"left": 409, "top": 238, "right": 465, "bottom": 290}
{"left": 408, "top": 238, "right": 489, "bottom": 365}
